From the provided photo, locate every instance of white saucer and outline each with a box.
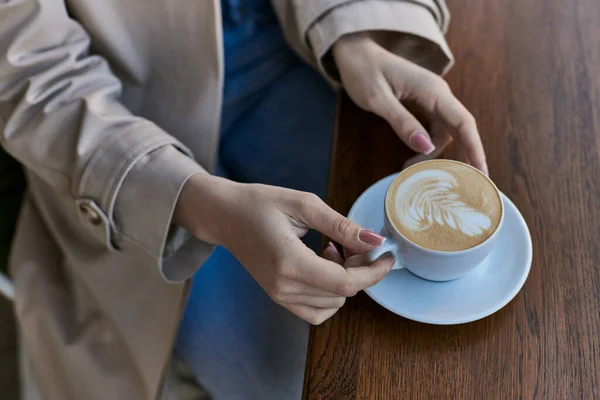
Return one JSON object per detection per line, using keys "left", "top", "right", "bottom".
{"left": 348, "top": 174, "right": 532, "bottom": 325}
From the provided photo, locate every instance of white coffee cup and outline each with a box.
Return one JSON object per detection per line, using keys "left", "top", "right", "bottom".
{"left": 367, "top": 164, "right": 504, "bottom": 282}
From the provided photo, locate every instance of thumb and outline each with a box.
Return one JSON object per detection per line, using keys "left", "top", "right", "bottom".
{"left": 297, "top": 194, "right": 385, "bottom": 252}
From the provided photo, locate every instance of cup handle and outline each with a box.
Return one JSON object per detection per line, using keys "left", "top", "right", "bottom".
{"left": 365, "top": 240, "right": 405, "bottom": 271}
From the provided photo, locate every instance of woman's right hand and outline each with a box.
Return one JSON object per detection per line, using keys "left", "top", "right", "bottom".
{"left": 333, "top": 32, "right": 487, "bottom": 174}
{"left": 175, "top": 173, "right": 395, "bottom": 325}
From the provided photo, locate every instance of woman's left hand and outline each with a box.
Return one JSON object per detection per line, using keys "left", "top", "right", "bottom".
{"left": 332, "top": 32, "right": 488, "bottom": 174}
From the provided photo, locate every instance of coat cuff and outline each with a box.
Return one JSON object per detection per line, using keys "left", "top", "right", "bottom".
{"left": 70, "top": 117, "right": 211, "bottom": 281}
{"left": 307, "top": 0, "right": 454, "bottom": 82}
{"left": 111, "top": 144, "right": 214, "bottom": 282}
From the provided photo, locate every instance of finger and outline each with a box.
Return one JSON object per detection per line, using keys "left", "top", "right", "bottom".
{"left": 406, "top": 72, "right": 488, "bottom": 174}
{"left": 345, "top": 254, "right": 395, "bottom": 291}
{"left": 343, "top": 247, "right": 360, "bottom": 259}
{"left": 295, "top": 253, "right": 353, "bottom": 294}
{"left": 343, "top": 253, "right": 372, "bottom": 268}
{"left": 342, "top": 252, "right": 396, "bottom": 269}
{"left": 438, "top": 96, "right": 487, "bottom": 174}
{"left": 343, "top": 248, "right": 390, "bottom": 268}
{"left": 343, "top": 248, "right": 386, "bottom": 268}
{"left": 281, "top": 294, "right": 346, "bottom": 309}
{"left": 297, "top": 252, "right": 394, "bottom": 296}
{"left": 294, "top": 194, "right": 385, "bottom": 252}
{"left": 323, "top": 242, "right": 345, "bottom": 265}
{"left": 403, "top": 122, "right": 453, "bottom": 169}
{"left": 284, "top": 279, "right": 341, "bottom": 297}
{"left": 369, "top": 82, "right": 436, "bottom": 155}
{"left": 456, "top": 143, "right": 471, "bottom": 165}
{"left": 284, "top": 304, "right": 339, "bottom": 326}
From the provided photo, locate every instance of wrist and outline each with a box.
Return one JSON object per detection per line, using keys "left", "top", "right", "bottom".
{"left": 174, "top": 173, "right": 241, "bottom": 245}
{"left": 332, "top": 31, "right": 376, "bottom": 62}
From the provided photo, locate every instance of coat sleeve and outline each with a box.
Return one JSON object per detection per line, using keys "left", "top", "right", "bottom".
{"left": 271, "top": 0, "right": 454, "bottom": 82}
{"left": 0, "top": 0, "right": 207, "bottom": 281}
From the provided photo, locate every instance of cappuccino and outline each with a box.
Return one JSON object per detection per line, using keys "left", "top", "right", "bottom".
{"left": 386, "top": 160, "right": 502, "bottom": 251}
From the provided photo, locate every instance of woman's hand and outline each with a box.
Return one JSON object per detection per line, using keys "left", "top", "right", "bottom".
{"left": 332, "top": 32, "right": 488, "bottom": 174}
{"left": 176, "top": 173, "right": 395, "bottom": 325}
{"left": 322, "top": 241, "right": 374, "bottom": 278}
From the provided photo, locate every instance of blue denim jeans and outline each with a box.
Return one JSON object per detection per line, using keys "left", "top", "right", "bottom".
{"left": 174, "top": 1, "right": 336, "bottom": 399}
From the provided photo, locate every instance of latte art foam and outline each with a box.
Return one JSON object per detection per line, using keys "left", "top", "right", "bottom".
{"left": 396, "top": 169, "right": 491, "bottom": 236}
{"left": 386, "top": 160, "right": 502, "bottom": 251}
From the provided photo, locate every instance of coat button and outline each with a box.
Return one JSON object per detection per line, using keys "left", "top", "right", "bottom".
{"left": 79, "top": 203, "right": 102, "bottom": 226}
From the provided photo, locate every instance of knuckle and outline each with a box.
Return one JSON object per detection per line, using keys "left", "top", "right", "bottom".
{"left": 335, "top": 279, "right": 356, "bottom": 297}
{"left": 270, "top": 292, "right": 286, "bottom": 304}
{"left": 299, "top": 309, "right": 319, "bottom": 325}
{"left": 334, "top": 297, "right": 347, "bottom": 308}
{"left": 456, "top": 114, "right": 478, "bottom": 137}
{"left": 303, "top": 192, "right": 321, "bottom": 205}
{"left": 268, "top": 288, "right": 283, "bottom": 302}
{"left": 333, "top": 215, "right": 354, "bottom": 237}
{"left": 292, "top": 308, "right": 310, "bottom": 322}
{"left": 245, "top": 184, "right": 268, "bottom": 202}
{"left": 466, "top": 113, "right": 478, "bottom": 130}
{"left": 309, "top": 312, "right": 328, "bottom": 326}
{"left": 466, "top": 111, "right": 477, "bottom": 124}
{"left": 298, "top": 192, "right": 321, "bottom": 214}
{"left": 275, "top": 261, "right": 296, "bottom": 280}
{"left": 391, "top": 113, "right": 412, "bottom": 132}
{"left": 269, "top": 278, "right": 289, "bottom": 300}
{"left": 458, "top": 107, "right": 477, "bottom": 125}
{"left": 426, "top": 74, "right": 450, "bottom": 92}
{"left": 418, "top": 75, "right": 449, "bottom": 103}
{"left": 274, "top": 261, "right": 286, "bottom": 277}
{"left": 438, "top": 78, "right": 451, "bottom": 92}
{"left": 364, "top": 92, "right": 383, "bottom": 111}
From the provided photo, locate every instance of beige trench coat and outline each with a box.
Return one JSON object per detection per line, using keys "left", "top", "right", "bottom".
{"left": 0, "top": 0, "right": 453, "bottom": 398}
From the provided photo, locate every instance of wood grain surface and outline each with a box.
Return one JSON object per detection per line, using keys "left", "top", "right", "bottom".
{"left": 303, "top": 0, "right": 600, "bottom": 399}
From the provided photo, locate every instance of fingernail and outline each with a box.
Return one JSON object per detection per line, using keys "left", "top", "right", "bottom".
{"left": 409, "top": 131, "right": 435, "bottom": 155}
{"left": 327, "top": 242, "right": 342, "bottom": 257}
{"left": 323, "top": 245, "right": 336, "bottom": 260}
{"left": 359, "top": 230, "right": 385, "bottom": 246}
{"left": 388, "top": 259, "right": 396, "bottom": 271}
{"left": 382, "top": 255, "right": 396, "bottom": 271}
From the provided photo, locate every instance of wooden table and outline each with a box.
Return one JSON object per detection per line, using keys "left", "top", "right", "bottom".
{"left": 303, "top": 0, "right": 600, "bottom": 398}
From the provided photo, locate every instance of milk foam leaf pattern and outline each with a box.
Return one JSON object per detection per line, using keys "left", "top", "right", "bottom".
{"left": 396, "top": 169, "right": 491, "bottom": 237}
